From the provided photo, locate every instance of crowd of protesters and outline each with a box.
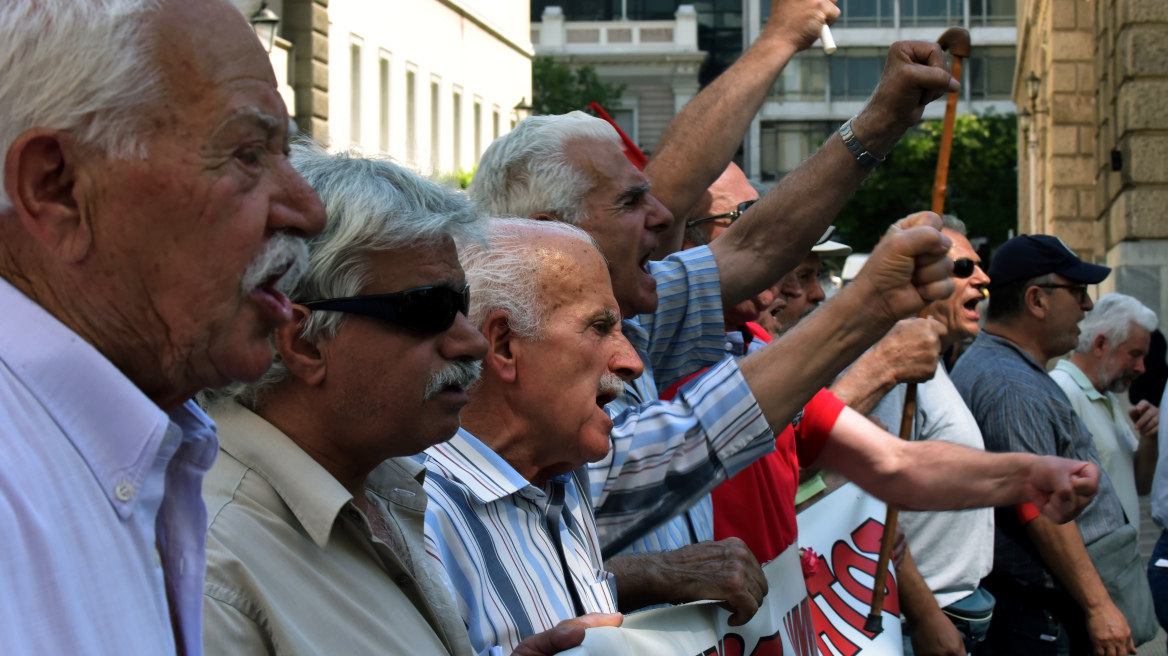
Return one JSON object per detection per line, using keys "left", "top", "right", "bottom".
{"left": 0, "top": 1, "right": 1163, "bottom": 656}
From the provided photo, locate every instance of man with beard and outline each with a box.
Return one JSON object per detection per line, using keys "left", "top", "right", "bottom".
{"left": 952, "top": 235, "right": 1157, "bottom": 654}
{"left": 200, "top": 149, "right": 612, "bottom": 656}
{"left": 1051, "top": 294, "right": 1159, "bottom": 534}
{"left": 0, "top": 1, "right": 326, "bottom": 652}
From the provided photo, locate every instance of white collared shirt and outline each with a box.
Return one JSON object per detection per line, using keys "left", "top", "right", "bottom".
{"left": 0, "top": 277, "right": 218, "bottom": 655}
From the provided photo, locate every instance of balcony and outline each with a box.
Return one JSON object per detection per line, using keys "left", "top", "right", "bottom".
{"left": 532, "top": 5, "right": 700, "bottom": 55}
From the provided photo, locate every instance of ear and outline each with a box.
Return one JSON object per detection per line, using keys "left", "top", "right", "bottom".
{"left": 273, "top": 305, "right": 326, "bottom": 386}
{"left": 3, "top": 128, "right": 91, "bottom": 263}
{"left": 1092, "top": 333, "right": 1109, "bottom": 356}
{"left": 1024, "top": 285, "right": 1048, "bottom": 320}
{"left": 481, "top": 309, "right": 517, "bottom": 383}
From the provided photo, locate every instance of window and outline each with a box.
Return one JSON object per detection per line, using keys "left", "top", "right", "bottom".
{"left": 833, "top": 0, "right": 894, "bottom": 27}
{"left": 901, "top": 0, "right": 964, "bottom": 27}
{"left": 771, "top": 51, "right": 828, "bottom": 102}
{"left": 609, "top": 107, "right": 637, "bottom": 145}
{"left": 405, "top": 69, "right": 417, "bottom": 163}
{"left": 430, "top": 80, "right": 440, "bottom": 171}
{"left": 970, "top": 0, "right": 1016, "bottom": 26}
{"left": 452, "top": 90, "right": 462, "bottom": 172}
{"left": 493, "top": 108, "right": 500, "bottom": 140}
{"left": 349, "top": 39, "right": 362, "bottom": 145}
{"left": 473, "top": 101, "right": 482, "bottom": 165}
{"left": 830, "top": 49, "right": 885, "bottom": 101}
{"left": 759, "top": 121, "right": 839, "bottom": 181}
{"left": 967, "top": 46, "right": 1016, "bottom": 99}
{"left": 378, "top": 53, "right": 390, "bottom": 153}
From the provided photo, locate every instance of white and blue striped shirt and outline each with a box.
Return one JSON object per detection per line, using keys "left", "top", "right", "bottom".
{"left": 423, "top": 430, "right": 617, "bottom": 656}
{"left": 590, "top": 246, "right": 775, "bottom": 557}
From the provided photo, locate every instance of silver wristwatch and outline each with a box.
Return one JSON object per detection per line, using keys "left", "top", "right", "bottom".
{"left": 839, "top": 118, "right": 884, "bottom": 169}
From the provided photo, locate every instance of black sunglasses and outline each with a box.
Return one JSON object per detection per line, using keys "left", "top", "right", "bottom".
{"left": 301, "top": 284, "right": 470, "bottom": 333}
{"left": 686, "top": 199, "right": 758, "bottom": 228}
{"left": 952, "top": 258, "right": 977, "bottom": 279}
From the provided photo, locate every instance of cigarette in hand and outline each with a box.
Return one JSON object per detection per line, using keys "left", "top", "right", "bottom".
{"left": 820, "top": 24, "right": 837, "bottom": 54}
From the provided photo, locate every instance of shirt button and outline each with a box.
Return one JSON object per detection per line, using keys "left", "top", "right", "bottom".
{"left": 396, "top": 575, "right": 410, "bottom": 587}
{"left": 114, "top": 482, "right": 134, "bottom": 501}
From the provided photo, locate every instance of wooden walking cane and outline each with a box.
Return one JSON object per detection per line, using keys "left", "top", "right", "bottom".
{"left": 862, "top": 26, "right": 971, "bottom": 636}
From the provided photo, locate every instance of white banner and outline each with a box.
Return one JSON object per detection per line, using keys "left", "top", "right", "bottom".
{"left": 562, "top": 482, "right": 903, "bottom": 656}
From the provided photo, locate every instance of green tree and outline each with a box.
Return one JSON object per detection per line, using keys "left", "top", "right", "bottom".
{"left": 531, "top": 56, "right": 625, "bottom": 116}
{"left": 833, "top": 112, "right": 1018, "bottom": 252}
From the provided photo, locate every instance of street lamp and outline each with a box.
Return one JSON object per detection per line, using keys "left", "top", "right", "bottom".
{"left": 249, "top": 1, "right": 280, "bottom": 53}
{"left": 1018, "top": 107, "right": 1032, "bottom": 135}
{"left": 513, "top": 97, "right": 534, "bottom": 121}
{"left": 1026, "top": 72, "right": 1041, "bottom": 104}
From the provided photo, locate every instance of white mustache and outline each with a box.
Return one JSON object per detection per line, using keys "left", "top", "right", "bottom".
{"left": 240, "top": 232, "right": 310, "bottom": 296}
{"left": 424, "top": 360, "right": 483, "bottom": 400}
{"left": 598, "top": 371, "right": 625, "bottom": 399}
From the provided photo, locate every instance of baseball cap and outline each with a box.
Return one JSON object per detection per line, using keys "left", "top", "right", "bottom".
{"left": 987, "top": 234, "right": 1110, "bottom": 292}
{"left": 811, "top": 226, "right": 852, "bottom": 258}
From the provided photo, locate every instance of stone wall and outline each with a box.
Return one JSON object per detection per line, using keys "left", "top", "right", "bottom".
{"left": 1017, "top": 0, "right": 1168, "bottom": 321}
{"left": 285, "top": 0, "right": 330, "bottom": 142}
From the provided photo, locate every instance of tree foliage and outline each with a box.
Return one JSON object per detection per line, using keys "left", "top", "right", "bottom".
{"left": 531, "top": 56, "right": 625, "bottom": 116}
{"left": 833, "top": 112, "right": 1018, "bottom": 252}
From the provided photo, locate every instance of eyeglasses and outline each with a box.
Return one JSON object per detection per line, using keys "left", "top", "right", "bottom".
{"left": 686, "top": 199, "right": 758, "bottom": 228}
{"left": 302, "top": 284, "right": 471, "bottom": 333}
{"left": 1036, "top": 283, "right": 1089, "bottom": 303}
{"left": 952, "top": 258, "right": 977, "bottom": 279}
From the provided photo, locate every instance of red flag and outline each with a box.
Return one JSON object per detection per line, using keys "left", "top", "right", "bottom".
{"left": 590, "top": 102, "right": 648, "bottom": 170}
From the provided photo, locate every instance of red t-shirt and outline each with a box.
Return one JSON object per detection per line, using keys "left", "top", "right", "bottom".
{"left": 659, "top": 323, "right": 846, "bottom": 562}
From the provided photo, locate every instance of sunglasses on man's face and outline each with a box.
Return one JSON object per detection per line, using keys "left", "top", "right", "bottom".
{"left": 301, "top": 284, "right": 471, "bottom": 333}
{"left": 952, "top": 258, "right": 977, "bottom": 279}
{"left": 686, "top": 199, "right": 758, "bottom": 228}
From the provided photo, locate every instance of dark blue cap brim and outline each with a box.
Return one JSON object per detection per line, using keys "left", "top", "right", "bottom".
{"left": 1058, "top": 260, "right": 1111, "bottom": 284}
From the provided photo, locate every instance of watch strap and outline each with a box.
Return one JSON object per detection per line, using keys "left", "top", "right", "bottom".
{"left": 839, "top": 119, "right": 884, "bottom": 169}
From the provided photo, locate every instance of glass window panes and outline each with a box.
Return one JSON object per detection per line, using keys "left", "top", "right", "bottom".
{"left": 903, "top": 0, "right": 964, "bottom": 27}
{"left": 967, "top": 46, "right": 1016, "bottom": 99}
{"left": 970, "top": 0, "right": 1016, "bottom": 25}
{"left": 759, "top": 121, "right": 839, "bottom": 181}
{"left": 834, "top": 0, "right": 894, "bottom": 27}
{"left": 771, "top": 52, "right": 828, "bottom": 101}
{"left": 830, "top": 49, "right": 885, "bottom": 101}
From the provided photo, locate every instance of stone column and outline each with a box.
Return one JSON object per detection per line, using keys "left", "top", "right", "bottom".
{"left": 284, "top": 0, "right": 329, "bottom": 143}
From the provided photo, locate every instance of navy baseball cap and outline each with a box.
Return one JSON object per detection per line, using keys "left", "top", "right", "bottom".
{"left": 987, "top": 234, "right": 1111, "bottom": 292}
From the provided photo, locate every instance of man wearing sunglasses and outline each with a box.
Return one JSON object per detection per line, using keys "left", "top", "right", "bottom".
{"left": 198, "top": 148, "right": 617, "bottom": 656}
{"left": 952, "top": 234, "right": 1157, "bottom": 655}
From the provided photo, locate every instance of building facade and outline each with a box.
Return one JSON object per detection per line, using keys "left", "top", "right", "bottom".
{"left": 532, "top": 0, "right": 1017, "bottom": 181}
{"left": 243, "top": 0, "right": 532, "bottom": 175}
{"left": 1016, "top": 0, "right": 1168, "bottom": 321}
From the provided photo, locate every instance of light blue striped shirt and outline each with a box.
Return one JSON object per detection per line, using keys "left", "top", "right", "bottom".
{"left": 590, "top": 246, "right": 775, "bottom": 557}
{"left": 423, "top": 430, "right": 617, "bottom": 656}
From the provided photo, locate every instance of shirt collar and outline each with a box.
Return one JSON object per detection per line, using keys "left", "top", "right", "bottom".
{"left": 1054, "top": 359, "right": 1106, "bottom": 401}
{"left": 210, "top": 401, "right": 353, "bottom": 550}
{"left": 978, "top": 331, "right": 1049, "bottom": 373}
{"left": 424, "top": 428, "right": 535, "bottom": 504}
{"left": 0, "top": 277, "right": 184, "bottom": 519}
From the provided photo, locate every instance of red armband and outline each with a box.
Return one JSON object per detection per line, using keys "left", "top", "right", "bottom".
{"left": 1015, "top": 502, "right": 1040, "bottom": 525}
{"left": 794, "top": 389, "right": 846, "bottom": 465}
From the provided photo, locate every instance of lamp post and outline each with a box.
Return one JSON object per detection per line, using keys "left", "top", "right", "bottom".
{"left": 249, "top": 1, "right": 280, "bottom": 53}
{"left": 513, "top": 97, "right": 534, "bottom": 122}
{"left": 1022, "top": 73, "right": 1043, "bottom": 233}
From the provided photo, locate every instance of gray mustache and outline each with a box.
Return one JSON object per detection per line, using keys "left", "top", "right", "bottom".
{"left": 598, "top": 371, "right": 625, "bottom": 399}
{"left": 424, "top": 360, "right": 483, "bottom": 400}
{"left": 240, "top": 232, "right": 310, "bottom": 296}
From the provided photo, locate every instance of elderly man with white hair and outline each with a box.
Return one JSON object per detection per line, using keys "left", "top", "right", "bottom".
{"left": 1052, "top": 293, "right": 1160, "bottom": 534}
{"left": 0, "top": 0, "right": 326, "bottom": 653}
{"left": 471, "top": 33, "right": 961, "bottom": 554}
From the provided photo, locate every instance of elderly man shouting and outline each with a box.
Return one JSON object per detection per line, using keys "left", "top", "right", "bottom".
{"left": 0, "top": 0, "right": 325, "bottom": 653}
{"left": 199, "top": 148, "right": 618, "bottom": 656}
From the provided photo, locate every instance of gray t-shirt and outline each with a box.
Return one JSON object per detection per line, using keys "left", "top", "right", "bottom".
{"left": 874, "top": 365, "right": 994, "bottom": 608}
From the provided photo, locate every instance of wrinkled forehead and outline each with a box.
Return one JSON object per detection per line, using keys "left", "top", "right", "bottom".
{"left": 943, "top": 229, "right": 978, "bottom": 262}
{"left": 566, "top": 138, "right": 645, "bottom": 195}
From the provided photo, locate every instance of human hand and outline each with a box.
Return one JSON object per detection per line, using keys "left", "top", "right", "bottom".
{"left": 1085, "top": 599, "right": 1136, "bottom": 656}
{"left": 659, "top": 538, "right": 768, "bottom": 626}
{"left": 510, "top": 613, "right": 624, "bottom": 656}
{"left": 762, "top": 0, "right": 841, "bottom": 52}
{"left": 1129, "top": 400, "right": 1160, "bottom": 440}
{"left": 909, "top": 610, "right": 966, "bottom": 656}
{"left": 891, "top": 524, "right": 907, "bottom": 571}
{"left": 845, "top": 212, "right": 954, "bottom": 326}
{"left": 851, "top": 42, "right": 960, "bottom": 156}
{"left": 1025, "top": 457, "right": 1100, "bottom": 523}
{"left": 869, "top": 317, "right": 946, "bottom": 386}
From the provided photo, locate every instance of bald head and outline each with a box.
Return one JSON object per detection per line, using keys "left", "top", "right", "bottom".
{"left": 683, "top": 163, "right": 757, "bottom": 248}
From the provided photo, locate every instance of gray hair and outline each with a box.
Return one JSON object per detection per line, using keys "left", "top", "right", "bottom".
{"left": 684, "top": 223, "right": 711, "bottom": 247}
{"left": 1076, "top": 293, "right": 1158, "bottom": 353}
{"left": 941, "top": 214, "right": 967, "bottom": 236}
{"left": 0, "top": 0, "right": 173, "bottom": 211}
{"left": 458, "top": 217, "right": 602, "bottom": 340}
{"left": 205, "top": 143, "right": 484, "bottom": 409}
{"left": 468, "top": 111, "right": 621, "bottom": 226}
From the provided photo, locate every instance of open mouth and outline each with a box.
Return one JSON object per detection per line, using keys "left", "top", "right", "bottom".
{"left": 962, "top": 294, "right": 981, "bottom": 319}
{"left": 638, "top": 252, "right": 651, "bottom": 274}
{"left": 596, "top": 392, "right": 617, "bottom": 408}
